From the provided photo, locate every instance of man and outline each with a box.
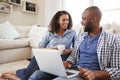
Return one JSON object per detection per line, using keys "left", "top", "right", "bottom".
{"left": 54, "top": 6, "right": 120, "bottom": 80}
{"left": 28, "top": 6, "right": 120, "bottom": 80}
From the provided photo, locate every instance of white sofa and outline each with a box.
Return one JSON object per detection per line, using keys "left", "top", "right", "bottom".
{"left": 0, "top": 24, "right": 48, "bottom": 73}
{"left": 0, "top": 21, "right": 120, "bottom": 73}
{"left": 0, "top": 26, "right": 32, "bottom": 64}
{"left": 102, "top": 22, "right": 120, "bottom": 37}
{"left": 79, "top": 22, "right": 120, "bottom": 37}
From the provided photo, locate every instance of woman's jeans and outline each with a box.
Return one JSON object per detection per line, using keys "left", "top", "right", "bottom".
{"left": 16, "top": 54, "right": 69, "bottom": 80}
{"left": 16, "top": 56, "right": 39, "bottom": 80}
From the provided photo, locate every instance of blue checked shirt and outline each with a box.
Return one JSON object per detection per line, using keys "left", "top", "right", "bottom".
{"left": 67, "top": 29, "right": 120, "bottom": 80}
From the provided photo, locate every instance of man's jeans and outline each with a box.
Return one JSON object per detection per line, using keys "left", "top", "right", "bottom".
{"left": 29, "top": 70, "right": 99, "bottom": 80}
{"left": 28, "top": 70, "right": 57, "bottom": 80}
{"left": 28, "top": 70, "right": 83, "bottom": 80}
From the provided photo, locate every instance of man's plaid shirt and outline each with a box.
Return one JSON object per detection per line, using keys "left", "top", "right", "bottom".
{"left": 67, "top": 29, "right": 120, "bottom": 80}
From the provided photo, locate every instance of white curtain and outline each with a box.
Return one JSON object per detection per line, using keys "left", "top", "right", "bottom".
{"left": 63, "top": 0, "right": 90, "bottom": 25}
{"left": 93, "top": 0, "right": 120, "bottom": 24}
{"left": 44, "top": 0, "right": 64, "bottom": 27}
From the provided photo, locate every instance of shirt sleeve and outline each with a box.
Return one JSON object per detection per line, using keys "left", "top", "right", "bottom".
{"left": 72, "top": 30, "right": 77, "bottom": 48}
{"left": 105, "top": 36, "right": 120, "bottom": 80}
{"left": 66, "top": 34, "right": 81, "bottom": 65}
{"left": 39, "top": 32, "right": 50, "bottom": 48}
{"left": 105, "top": 68, "right": 120, "bottom": 80}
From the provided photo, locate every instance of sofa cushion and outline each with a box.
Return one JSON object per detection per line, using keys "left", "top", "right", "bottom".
{"left": 14, "top": 26, "right": 31, "bottom": 38}
{"left": 102, "top": 23, "right": 111, "bottom": 30}
{"left": 27, "top": 25, "right": 48, "bottom": 48}
{"left": 0, "top": 38, "right": 29, "bottom": 50}
{"left": 102, "top": 23, "right": 114, "bottom": 34}
{"left": 111, "top": 22, "right": 120, "bottom": 34}
{"left": 0, "top": 21, "right": 21, "bottom": 39}
{"left": 73, "top": 24, "right": 82, "bottom": 34}
{"left": 27, "top": 25, "right": 40, "bottom": 37}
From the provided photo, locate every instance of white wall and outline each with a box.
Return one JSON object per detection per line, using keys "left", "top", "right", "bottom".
{"left": 0, "top": 0, "right": 63, "bottom": 26}
{"left": 101, "top": 9, "right": 120, "bottom": 25}
{"left": 1, "top": 0, "right": 120, "bottom": 26}
{"left": 44, "top": 0, "right": 63, "bottom": 27}
{"left": 36, "top": 0, "right": 45, "bottom": 27}
{"left": 0, "top": 0, "right": 45, "bottom": 26}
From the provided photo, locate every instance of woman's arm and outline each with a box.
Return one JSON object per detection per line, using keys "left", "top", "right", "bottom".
{"left": 39, "top": 32, "right": 49, "bottom": 48}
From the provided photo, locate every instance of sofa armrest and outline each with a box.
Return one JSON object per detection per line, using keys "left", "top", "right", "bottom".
{"left": 0, "top": 38, "right": 29, "bottom": 50}
{"left": 0, "top": 47, "right": 32, "bottom": 64}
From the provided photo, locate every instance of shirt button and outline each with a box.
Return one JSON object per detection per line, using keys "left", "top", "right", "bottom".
{"left": 87, "top": 46, "right": 90, "bottom": 48}
{"left": 88, "top": 37, "right": 91, "bottom": 38}
{"left": 88, "top": 37, "right": 90, "bottom": 41}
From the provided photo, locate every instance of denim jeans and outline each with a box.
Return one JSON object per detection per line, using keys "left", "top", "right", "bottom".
{"left": 53, "top": 77, "right": 99, "bottom": 80}
{"left": 28, "top": 70, "right": 57, "bottom": 80}
{"left": 16, "top": 54, "right": 69, "bottom": 80}
{"left": 16, "top": 56, "right": 39, "bottom": 80}
{"left": 28, "top": 67, "right": 99, "bottom": 80}
{"left": 29, "top": 70, "right": 84, "bottom": 80}
{"left": 53, "top": 77, "right": 84, "bottom": 80}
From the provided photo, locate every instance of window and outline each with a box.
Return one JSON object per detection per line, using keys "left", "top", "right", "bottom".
{"left": 94, "top": 0, "right": 120, "bottom": 11}
{"left": 64, "top": 0, "right": 120, "bottom": 25}
{"left": 93, "top": 0, "right": 120, "bottom": 24}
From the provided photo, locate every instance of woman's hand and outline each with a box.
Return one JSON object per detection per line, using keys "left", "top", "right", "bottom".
{"left": 0, "top": 73, "right": 2, "bottom": 79}
{"left": 61, "top": 49, "right": 72, "bottom": 55}
{"left": 39, "top": 46, "right": 58, "bottom": 50}
{"left": 50, "top": 46, "right": 58, "bottom": 49}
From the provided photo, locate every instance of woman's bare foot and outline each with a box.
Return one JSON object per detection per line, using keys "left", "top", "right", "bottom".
{"left": 5, "top": 70, "right": 16, "bottom": 75}
{"left": 1, "top": 73, "right": 20, "bottom": 80}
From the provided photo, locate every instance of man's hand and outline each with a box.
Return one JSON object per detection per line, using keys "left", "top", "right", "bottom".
{"left": 63, "top": 61, "right": 73, "bottom": 69}
{"left": 77, "top": 66, "right": 95, "bottom": 80}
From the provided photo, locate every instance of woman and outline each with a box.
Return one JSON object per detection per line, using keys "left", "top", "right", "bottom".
{"left": 0, "top": 10, "right": 77, "bottom": 80}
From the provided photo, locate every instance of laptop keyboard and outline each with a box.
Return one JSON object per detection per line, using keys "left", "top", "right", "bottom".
{"left": 66, "top": 71, "right": 74, "bottom": 76}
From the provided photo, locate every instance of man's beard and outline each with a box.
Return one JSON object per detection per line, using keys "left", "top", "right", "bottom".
{"left": 84, "top": 21, "right": 93, "bottom": 33}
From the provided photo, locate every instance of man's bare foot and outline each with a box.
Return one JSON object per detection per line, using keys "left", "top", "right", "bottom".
{"left": 1, "top": 73, "right": 20, "bottom": 80}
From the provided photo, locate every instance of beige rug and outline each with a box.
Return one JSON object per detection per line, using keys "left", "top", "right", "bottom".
{"left": 0, "top": 60, "right": 29, "bottom": 73}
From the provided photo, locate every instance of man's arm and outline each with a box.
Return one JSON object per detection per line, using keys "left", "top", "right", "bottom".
{"left": 105, "top": 36, "right": 120, "bottom": 79}
{"left": 93, "top": 35, "right": 120, "bottom": 80}
{"left": 93, "top": 70, "right": 110, "bottom": 80}
{"left": 78, "top": 66, "right": 110, "bottom": 80}
{"left": 77, "top": 35, "right": 120, "bottom": 80}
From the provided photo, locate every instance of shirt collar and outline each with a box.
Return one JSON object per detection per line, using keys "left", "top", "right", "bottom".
{"left": 81, "top": 27, "right": 103, "bottom": 38}
{"left": 53, "top": 29, "right": 71, "bottom": 36}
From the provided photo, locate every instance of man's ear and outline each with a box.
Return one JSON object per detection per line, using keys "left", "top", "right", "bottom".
{"left": 92, "top": 17, "right": 97, "bottom": 23}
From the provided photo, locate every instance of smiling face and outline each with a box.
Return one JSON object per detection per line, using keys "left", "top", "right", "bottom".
{"left": 58, "top": 14, "right": 69, "bottom": 30}
{"left": 81, "top": 6, "right": 102, "bottom": 33}
{"left": 81, "top": 10, "right": 94, "bottom": 33}
{"left": 49, "top": 11, "right": 72, "bottom": 33}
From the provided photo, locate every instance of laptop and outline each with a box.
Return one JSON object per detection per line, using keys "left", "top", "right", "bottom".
{"left": 32, "top": 49, "right": 79, "bottom": 78}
